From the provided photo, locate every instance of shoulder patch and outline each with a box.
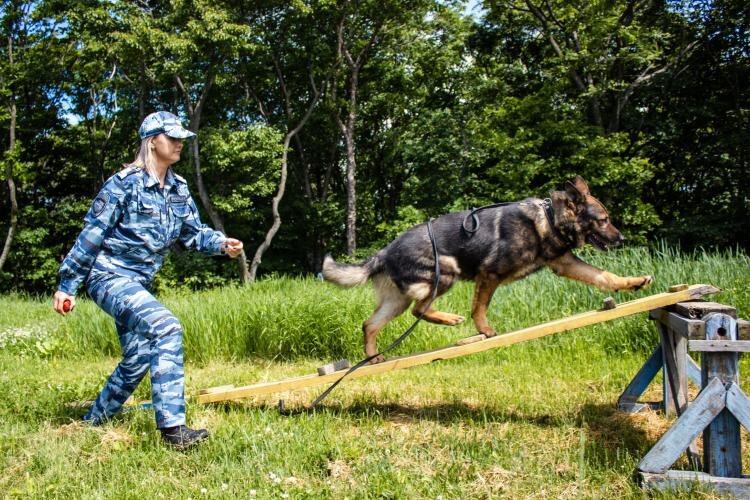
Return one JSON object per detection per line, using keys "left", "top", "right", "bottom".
{"left": 92, "top": 195, "right": 108, "bottom": 216}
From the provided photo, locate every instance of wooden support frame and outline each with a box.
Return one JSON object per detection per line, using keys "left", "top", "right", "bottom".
{"left": 197, "top": 284, "right": 719, "bottom": 404}
{"left": 636, "top": 312, "right": 750, "bottom": 495}
{"left": 619, "top": 299, "right": 737, "bottom": 415}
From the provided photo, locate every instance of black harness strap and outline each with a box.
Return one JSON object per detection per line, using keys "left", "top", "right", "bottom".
{"left": 461, "top": 202, "right": 517, "bottom": 234}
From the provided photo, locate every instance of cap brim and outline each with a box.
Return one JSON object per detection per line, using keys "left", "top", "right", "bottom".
{"left": 164, "top": 127, "right": 196, "bottom": 139}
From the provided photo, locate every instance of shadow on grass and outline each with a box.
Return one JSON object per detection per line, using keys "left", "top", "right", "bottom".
{"left": 579, "top": 402, "right": 658, "bottom": 466}
{"left": 211, "top": 397, "right": 658, "bottom": 462}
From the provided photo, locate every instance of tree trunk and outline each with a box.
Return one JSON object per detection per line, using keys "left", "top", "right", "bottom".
{"left": 248, "top": 133, "right": 291, "bottom": 282}
{"left": 0, "top": 35, "right": 19, "bottom": 272}
{"left": 343, "top": 72, "right": 358, "bottom": 257}
{"left": 334, "top": 16, "right": 382, "bottom": 257}
{"left": 176, "top": 74, "right": 251, "bottom": 282}
{"left": 248, "top": 77, "right": 324, "bottom": 281}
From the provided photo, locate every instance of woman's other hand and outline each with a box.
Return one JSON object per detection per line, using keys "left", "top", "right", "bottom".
{"left": 222, "top": 238, "right": 244, "bottom": 258}
{"left": 53, "top": 291, "right": 75, "bottom": 316}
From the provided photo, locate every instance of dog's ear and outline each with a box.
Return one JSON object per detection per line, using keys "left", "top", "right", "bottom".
{"left": 549, "top": 190, "right": 575, "bottom": 224}
{"left": 565, "top": 175, "right": 590, "bottom": 203}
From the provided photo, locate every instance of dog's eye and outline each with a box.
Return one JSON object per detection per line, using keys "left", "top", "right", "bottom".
{"left": 598, "top": 217, "right": 609, "bottom": 225}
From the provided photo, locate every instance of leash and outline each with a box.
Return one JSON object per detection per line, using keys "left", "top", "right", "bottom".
{"left": 308, "top": 217, "right": 442, "bottom": 409}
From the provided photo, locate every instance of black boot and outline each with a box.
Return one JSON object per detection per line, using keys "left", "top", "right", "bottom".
{"left": 160, "top": 425, "right": 209, "bottom": 449}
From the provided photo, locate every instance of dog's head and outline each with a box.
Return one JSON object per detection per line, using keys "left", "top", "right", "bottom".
{"left": 549, "top": 175, "right": 624, "bottom": 251}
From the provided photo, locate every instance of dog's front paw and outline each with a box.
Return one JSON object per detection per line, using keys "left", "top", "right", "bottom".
{"left": 618, "top": 275, "right": 653, "bottom": 292}
{"left": 632, "top": 275, "right": 653, "bottom": 291}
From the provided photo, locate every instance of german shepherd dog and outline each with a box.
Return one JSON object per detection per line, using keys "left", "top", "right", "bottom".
{"left": 323, "top": 176, "right": 653, "bottom": 363}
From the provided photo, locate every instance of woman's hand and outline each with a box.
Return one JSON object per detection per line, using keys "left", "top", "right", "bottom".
{"left": 222, "top": 238, "right": 244, "bottom": 258}
{"left": 53, "top": 291, "right": 75, "bottom": 316}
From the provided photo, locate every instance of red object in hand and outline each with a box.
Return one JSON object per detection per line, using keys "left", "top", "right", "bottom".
{"left": 63, "top": 299, "right": 72, "bottom": 312}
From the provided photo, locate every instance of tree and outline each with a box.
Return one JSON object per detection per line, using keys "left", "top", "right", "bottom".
{"left": 640, "top": 0, "right": 750, "bottom": 248}
{"left": 0, "top": 1, "right": 66, "bottom": 278}
{"left": 237, "top": 2, "right": 337, "bottom": 280}
{"left": 484, "top": 0, "right": 695, "bottom": 134}
{"left": 161, "top": 0, "right": 257, "bottom": 281}
{"left": 0, "top": 2, "right": 22, "bottom": 271}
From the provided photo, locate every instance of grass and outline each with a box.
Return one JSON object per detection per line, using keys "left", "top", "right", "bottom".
{"left": 1, "top": 245, "right": 749, "bottom": 497}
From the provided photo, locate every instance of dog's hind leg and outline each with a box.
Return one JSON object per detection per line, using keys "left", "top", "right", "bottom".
{"left": 362, "top": 277, "right": 412, "bottom": 364}
{"left": 471, "top": 274, "right": 501, "bottom": 337}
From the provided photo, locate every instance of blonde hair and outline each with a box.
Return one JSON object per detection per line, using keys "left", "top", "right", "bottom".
{"left": 125, "top": 137, "right": 158, "bottom": 178}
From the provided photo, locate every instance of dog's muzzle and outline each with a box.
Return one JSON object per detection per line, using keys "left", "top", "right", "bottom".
{"left": 587, "top": 232, "right": 624, "bottom": 251}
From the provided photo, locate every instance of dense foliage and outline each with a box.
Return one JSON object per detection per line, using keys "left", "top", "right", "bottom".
{"left": 1, "top": 0, "right": 748, "bottom": 293}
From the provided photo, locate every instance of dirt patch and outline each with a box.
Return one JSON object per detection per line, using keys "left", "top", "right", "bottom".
{"left": 327, "top": 459, "right": 352, "bottom": 480}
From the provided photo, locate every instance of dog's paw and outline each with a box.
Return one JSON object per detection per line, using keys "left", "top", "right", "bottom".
{"left": 618, "top": 275, "right": 653, "bottom": 292}
{"left": 444, "top": 314, "right": 465, "bottom": 326}
{"left": 478, "top": 329, "right": 497, "bottom": 338}
{"left": 633, "top": 275, "right": 653, "bottom": 291}
{"left": 368, "top": 354, "right": 386, "bottom": 364}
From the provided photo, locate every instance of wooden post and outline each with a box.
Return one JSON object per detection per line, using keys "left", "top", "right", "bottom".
{"left": 617, "top": 345, "right": 663, "bottom": 412}
{"left": 659, "top": 322, "right": 689, "bottom": 416}
{"left": 619, "top": 307, "right": 704, "bottom": 414}
{"left": 701, "top": 312, "right": 741, "bottom": 477}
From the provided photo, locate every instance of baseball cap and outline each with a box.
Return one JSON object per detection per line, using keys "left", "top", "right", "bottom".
{"left": 138, "top": 111, "right": 196, "bottom": 140}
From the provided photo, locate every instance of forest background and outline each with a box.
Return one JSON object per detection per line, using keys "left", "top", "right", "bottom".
{"left": 1, "top": 0, "right": 748, "bottom": 294}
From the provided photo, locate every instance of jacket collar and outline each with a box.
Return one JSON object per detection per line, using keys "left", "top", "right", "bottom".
{"left": 143, "top": 168, "right": 177, "bottom": 192}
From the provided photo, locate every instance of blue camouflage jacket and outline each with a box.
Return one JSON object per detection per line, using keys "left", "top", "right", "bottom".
{"left": 58, "top": 166, "right": 227, "bottom": 295}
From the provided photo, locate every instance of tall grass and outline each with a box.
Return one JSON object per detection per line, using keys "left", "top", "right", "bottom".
{"left": 1, "top": 245, "right": 748, "bottom": 363}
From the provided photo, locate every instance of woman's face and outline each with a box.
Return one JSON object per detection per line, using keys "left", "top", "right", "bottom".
{"left": 151, "top": 134, "right": 184, "bottom": 167}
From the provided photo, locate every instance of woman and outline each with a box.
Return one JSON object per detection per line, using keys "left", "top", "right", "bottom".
{"left": 53, "top": 111, "right": 243, "bottom": 449}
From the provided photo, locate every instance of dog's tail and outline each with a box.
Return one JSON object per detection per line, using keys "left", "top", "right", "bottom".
{"left": 322, "top": 254, "right": 380, "bottom": 288}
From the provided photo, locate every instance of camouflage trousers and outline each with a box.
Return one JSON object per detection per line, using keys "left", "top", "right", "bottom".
{"left": 83, "top": 270, "right": 186, "bottom": 428}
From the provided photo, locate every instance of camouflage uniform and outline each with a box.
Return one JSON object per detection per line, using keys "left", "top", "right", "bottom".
{"left": 59, "top": 166, "right": 226, "bottom": 428}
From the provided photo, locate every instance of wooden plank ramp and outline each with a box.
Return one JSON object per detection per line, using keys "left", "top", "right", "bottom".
{"left": 197, "top": 284, "right": 719, "bottom": 404}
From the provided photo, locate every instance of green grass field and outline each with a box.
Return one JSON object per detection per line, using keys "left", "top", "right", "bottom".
{"left": 1, "top": 246, "right": 749, "bottom": 497}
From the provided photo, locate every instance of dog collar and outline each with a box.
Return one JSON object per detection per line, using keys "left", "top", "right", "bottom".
{"left": 542, "top": 198, "right": 555, "bottom": 226}
{"left": 542, "top": 198, "right": 575, "bottom": 246}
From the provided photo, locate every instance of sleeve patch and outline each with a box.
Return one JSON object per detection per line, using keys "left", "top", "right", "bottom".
{"left": 92, "top": 196, "right": 108, "bottom": 216}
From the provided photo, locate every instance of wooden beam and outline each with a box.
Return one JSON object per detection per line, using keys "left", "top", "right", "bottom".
{"left": 689, "top": 340, "right": 750, "bottom": 352}
{"left": 638, "top": 470, "right": 750, "bottom": 497}
{"left": 726, "top": 383, "right": 750, "bottom": 432}
{"left": 673, "top": 301, "right": 736, "bottom": 320}
{"left": 637, "top": 377, "right": 727, "bottom": 474}
{"left": 648, "top": 309, "right": 705, "bottom": 339}
{"left": 197, "top": 284, "right": 720, "bottom": 404}
{"left": 738, "top": 319, "right": 749, "bottom": 340}
{"left": 617, "top": 345, "right": 663, "bottom": 412}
